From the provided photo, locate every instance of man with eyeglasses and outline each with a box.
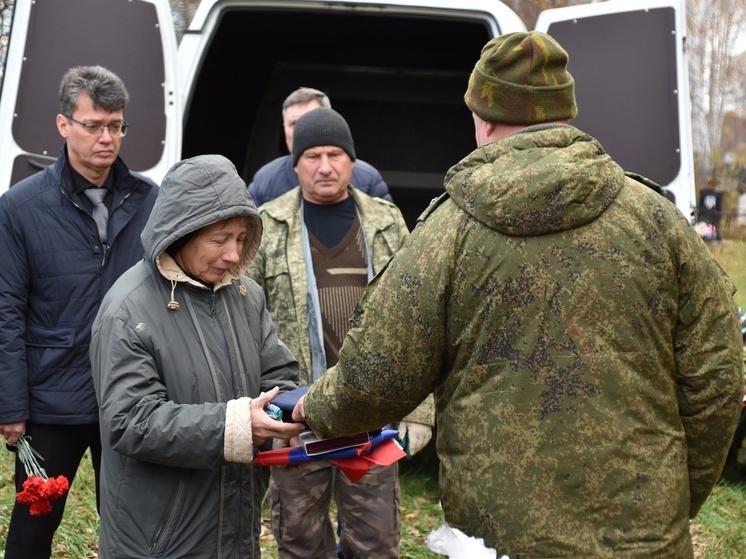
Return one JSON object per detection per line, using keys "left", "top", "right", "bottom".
{"left": 0, "top": 65, "right": 158, "bottom": 559}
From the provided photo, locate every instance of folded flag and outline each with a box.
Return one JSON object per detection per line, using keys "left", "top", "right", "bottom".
{"left": 255, "top": 429, "right": 405, "bottom": 482}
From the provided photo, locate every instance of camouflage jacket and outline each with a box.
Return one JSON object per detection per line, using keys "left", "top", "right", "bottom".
{"left": 304, "top": 125, "right": 744, "bottom": 557}
{"left": 246, "top": 185, "right": 434, "bottom": 426}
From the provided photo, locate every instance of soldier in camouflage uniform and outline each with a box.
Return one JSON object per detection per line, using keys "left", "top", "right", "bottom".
{"left": 294, "top": 31, "right": 745, "bottom": 558}
{"left": 246, "top": 107, "right": 433, "bottom": 558}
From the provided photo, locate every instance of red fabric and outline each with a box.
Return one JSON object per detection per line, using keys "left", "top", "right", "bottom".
{"left": 255, "top": 437, "right": 406, "bottom": 483}
{"left": 330, "top": 439, "right": 406, "bottom": 482}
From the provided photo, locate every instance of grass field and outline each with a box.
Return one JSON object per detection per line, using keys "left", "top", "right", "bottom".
{"left": 710, "top": 240, "right": 746, "bottom": 310}
{"left": 0, "top": 452, "right": 445, "bottom": 558}
{"left": 1, "top": 239, "right": 745, "bottom": 558}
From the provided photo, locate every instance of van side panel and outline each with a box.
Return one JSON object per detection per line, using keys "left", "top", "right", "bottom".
{"left": 545, "top": 8, "right": 686, "bottom": 209}
{"left": 6, "top": 0, "right": 168, "bottom": 188}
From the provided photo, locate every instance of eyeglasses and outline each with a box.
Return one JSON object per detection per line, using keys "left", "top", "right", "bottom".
{"left": 65, "top": 115, "right": 128, "bottom": 137}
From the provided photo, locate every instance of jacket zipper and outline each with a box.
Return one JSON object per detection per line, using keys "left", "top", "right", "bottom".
{"left": 150, "top": 481, "right": 186, "bottom": 556}
{"left": 234, "top": 466, "right": 242, "bottom": 559}
{"left": 209, "top": 290, "right": 245, "bottom": 558}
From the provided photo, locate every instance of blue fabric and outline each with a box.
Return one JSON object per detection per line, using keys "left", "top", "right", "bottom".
{"left": 0, "top": 147, "right": 158, "bottom": 425}
{"left": 248, "top": 155, "right": 392, "bottom": 206}
{"left": 272, "top": 385, "right": 311, "bottom": 422}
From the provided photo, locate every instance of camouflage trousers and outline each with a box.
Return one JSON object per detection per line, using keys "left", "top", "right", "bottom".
{"left": 270, "top": 460, "right": 401, "bottom": 558}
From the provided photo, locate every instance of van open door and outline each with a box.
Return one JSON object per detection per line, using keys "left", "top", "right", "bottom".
{"left": 536, "top": 0, "right": 694, "bottom": 220}
{"left": 0, "top": 0, "right": 181, "bottom": 195}
{"left": 175, "top": 0, "right": 528, "bottom": 228}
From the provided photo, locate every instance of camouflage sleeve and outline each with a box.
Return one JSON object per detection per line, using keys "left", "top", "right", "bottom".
{"left": 305, "top": 210, "right": 454, "bottom": 435}
{"left": 674, "top": 221, "right": 744, "bottom": 517}
{"left": 402, "top": 393, "right": 435, "bottom": 426}
{"left": 389, "top": 205, "right": 433, "bottom": 426}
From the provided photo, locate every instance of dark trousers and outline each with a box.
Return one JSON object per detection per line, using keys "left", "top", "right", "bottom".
{"left": 4, "top": 422, "right": 102, "bottom": 559}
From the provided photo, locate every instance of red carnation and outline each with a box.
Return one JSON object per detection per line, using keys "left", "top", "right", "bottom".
{"left": 29, "top": 500, "right": 53, "bottom": 516}
{"left": 12, "top": 437, "right": 70, "bottom": 516}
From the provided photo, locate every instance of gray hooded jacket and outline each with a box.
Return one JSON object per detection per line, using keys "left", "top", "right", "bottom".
{"left": 91, "top": 155, "right": 299, "bottom": 559}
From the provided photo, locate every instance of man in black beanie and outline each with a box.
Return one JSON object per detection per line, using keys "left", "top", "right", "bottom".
{"left": 291, "top": 107, "right": 356, "bottom": 168}
{"left": 246, "top": 107, "right": 433, "bottom": 558}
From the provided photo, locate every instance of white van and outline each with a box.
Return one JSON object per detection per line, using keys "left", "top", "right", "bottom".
{"left": 0, "top": 0, "right": 694, "bottom": 226}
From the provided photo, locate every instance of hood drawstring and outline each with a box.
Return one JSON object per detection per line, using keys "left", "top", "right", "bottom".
{"left": 167, "top": 279, "right": 180, "bottom": 310}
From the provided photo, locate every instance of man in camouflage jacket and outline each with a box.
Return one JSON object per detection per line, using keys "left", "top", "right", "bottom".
{"left": 246, "top": 107, "right": 433, "bottom": 558}
{"left": 295, "top": 32, "right": 745, "bottom": 558}
{"left": 246, "top": 181, "right": 431, "bottom": 424}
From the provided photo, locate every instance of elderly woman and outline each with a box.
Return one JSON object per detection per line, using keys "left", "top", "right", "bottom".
{"left": 90, "top": 154, "right": 304, "bottom": 558}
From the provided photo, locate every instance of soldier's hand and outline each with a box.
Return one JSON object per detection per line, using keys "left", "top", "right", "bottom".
{"left": 398, "top": 421, "right": 432, "bottom": 455}
{"left": 291, "top": 394, "right": 306, "bottom": 422}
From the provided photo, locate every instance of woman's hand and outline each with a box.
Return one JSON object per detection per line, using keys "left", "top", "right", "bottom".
{"left": 250, "top": 387, "right": 305, "bottom": 445}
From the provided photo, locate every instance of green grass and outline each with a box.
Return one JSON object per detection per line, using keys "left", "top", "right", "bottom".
{"left": 0, "top": 449, "right": 99, "bottom": 558}
{"left": 2, "top": 239, "right": 746, "bottom": 558}
{"left": 690, "top": 468, "right": 746, "bottom": 559}
{"left": 2, "top": 447, "right": 745, "bottom": 558}
{"left": 710, "top": 240, "right": 746, "bottom": 310}
{"left": 0, "top": 450, "right": 445, "bottom": 558}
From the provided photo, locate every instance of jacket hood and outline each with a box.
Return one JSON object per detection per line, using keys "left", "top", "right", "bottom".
{"left": 445, "top": 125, "right": 625, "bottom": 236}
{"left": 141, "top": 154, "right": 262, "bottom": 277}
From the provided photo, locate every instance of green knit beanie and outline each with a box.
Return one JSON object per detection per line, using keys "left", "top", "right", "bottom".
{"left": 464, "top": 31, "right": 578, "bottom": 125}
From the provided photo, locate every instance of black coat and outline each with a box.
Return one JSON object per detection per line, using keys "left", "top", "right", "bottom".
{"left": 0, "top": 147, "right": 158, "bottom": 425}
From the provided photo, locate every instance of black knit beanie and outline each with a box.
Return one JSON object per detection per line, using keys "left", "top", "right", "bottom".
{"left": 292, "top": 107, "right": 356, "bottom": 166}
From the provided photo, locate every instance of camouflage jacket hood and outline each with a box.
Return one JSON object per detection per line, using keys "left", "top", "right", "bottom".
{"left": 446, "top": 124, "right": 623, "bottom": 236}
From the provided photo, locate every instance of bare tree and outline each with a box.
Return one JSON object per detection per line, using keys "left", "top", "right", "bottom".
{"left": 687, "top": 0, "right": 746, "bottom": 177}
{"left": 501, "top": 0, "right": 587, "bottom": 30}
{"left": 169, "top": 0, "right": 200, "bottom": 42}
{"left": 0, "top": 0, "right": 14, "bottom": 84}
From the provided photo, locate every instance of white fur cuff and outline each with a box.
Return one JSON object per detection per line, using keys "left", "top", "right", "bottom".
{"left": 225, "top": 397, "right": 254, "bottom": 463}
